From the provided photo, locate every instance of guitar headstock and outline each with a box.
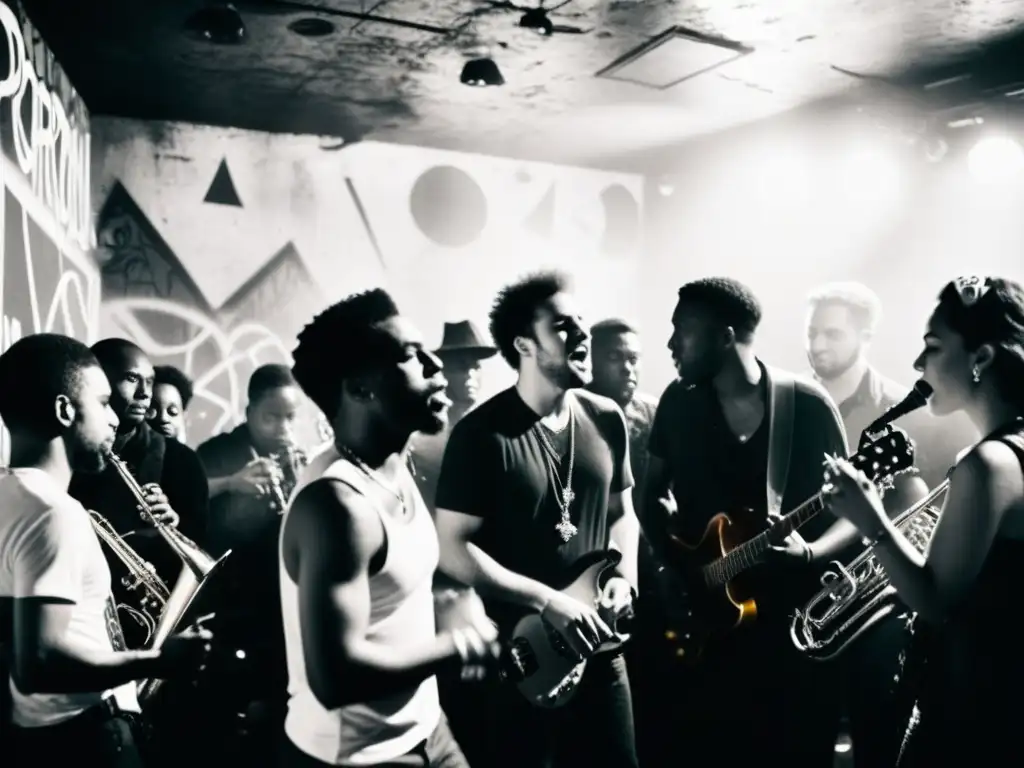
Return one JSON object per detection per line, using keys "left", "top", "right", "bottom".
{"left": 850, "top": 425, "right": 916, "bottom": 486}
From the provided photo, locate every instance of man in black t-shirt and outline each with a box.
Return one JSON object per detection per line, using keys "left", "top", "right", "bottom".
{"left": 435, "top": 271, "right": 641, "bottom": 768}
{"left": 637, "top": 278, "right": 849, "bottom": 768}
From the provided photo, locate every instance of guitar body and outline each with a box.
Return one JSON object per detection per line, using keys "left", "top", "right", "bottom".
{"left": 503, "top": 550, "right": 632, "bottom": 709}
{"left": 664, "top": 511, "right": 763, "bottom": 661}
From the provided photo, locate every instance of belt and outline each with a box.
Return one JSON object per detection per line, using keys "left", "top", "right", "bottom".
{"left": 70, "top": 694, "right": 143, "bottom": 732}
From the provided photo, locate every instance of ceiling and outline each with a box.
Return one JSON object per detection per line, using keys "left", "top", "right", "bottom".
{"left": 23, "top": 0, "right": 1024, "bottom": 169}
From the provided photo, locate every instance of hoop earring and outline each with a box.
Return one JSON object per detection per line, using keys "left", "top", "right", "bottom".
{"left": 972, "top": 365, "right": 981, "bottom": 384}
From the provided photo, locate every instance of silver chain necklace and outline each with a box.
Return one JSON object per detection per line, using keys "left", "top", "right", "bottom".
{"left": 534, "top": 408, "right": 578, "bottom": 543}
{"left": 336, "top": 443, "right": 407, "bottom": 515}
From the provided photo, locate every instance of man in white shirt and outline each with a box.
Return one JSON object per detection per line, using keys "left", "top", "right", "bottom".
{"left": 0, "top": 333, "right": 212, "bottom": 767}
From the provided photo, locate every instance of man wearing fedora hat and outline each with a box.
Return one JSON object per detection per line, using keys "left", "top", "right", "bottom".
{"left": 409, "top": 320, "right": 498, "bottom": 513}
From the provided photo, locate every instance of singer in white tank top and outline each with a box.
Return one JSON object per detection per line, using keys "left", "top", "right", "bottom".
{"left": 280, "top": 447, "right": 462, "bottom": 767}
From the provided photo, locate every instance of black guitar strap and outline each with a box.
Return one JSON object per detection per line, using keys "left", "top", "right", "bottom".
{"left": 765, "top": 366, "right": 796, "bottom": 518}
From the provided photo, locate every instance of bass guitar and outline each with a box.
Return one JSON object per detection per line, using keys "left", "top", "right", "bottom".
{"left": 501, "top": 549, "right": 633, "bottom": 709}
{"left": 662, "top": 426, "right": 915, "bottom": 661}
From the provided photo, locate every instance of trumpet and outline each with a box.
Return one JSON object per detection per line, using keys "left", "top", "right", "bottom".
{"left": 259, "top": 444, "right": 310, "bottom": 513}
{"left": 791, "top": 478, "right": 948, "bottom": 661}
{"left": 101, "top": 450, "right": 231, "bottom": 703}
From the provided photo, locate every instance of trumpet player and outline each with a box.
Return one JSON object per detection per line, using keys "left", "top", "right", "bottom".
{"left": 0, "top": 334, "right": 212, "bottom": 767}
{"left": 198, "top": 363, "right": 304, "bottom": 557}
{"left": 824, "top": 277, "right": 1024, "bottom": 766}
{"left": 68, "top": 339, "right": 210, "bottom": 651}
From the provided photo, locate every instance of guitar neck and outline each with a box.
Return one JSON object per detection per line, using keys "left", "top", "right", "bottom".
{"left": 704, "top": 492, "right": 827, "bottom": 586}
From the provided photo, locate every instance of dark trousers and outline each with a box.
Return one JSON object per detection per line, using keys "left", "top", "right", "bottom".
{"left": 9, "top": 699, "right": 144, "bottom": 768}
{"left": 843, "top": 615, "right": 910, "bottom": 768}
{"left": 444, "top": 652, "right": 638, "bottom": 768}
{"left": 279, "top": 715, "right": 468, "bottom": 768}
{"left": 630, "top": 618, "right": 841, "bottom": 768}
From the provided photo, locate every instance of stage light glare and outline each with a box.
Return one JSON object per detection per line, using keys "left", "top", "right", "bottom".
{"left": 967, "top": 136, "right": 1024, "bottom": 183}
{"left": 841, "top": 147, "right": 900, "bottom": 204}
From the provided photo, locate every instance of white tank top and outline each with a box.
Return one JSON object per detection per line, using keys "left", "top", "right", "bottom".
{"left": 280, "top": 446, "right": 441, "bottom": 765}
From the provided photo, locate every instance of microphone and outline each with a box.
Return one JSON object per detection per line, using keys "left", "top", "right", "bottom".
{"left": 863, "top": 380, "right": 933, "bottom": 436}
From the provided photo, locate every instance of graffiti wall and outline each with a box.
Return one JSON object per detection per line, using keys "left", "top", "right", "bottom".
{"left": 92, "top": 118, "right": 644, "bottom": 447}
{"left": 0, "top": 0, "right": 98, "bottom": 461}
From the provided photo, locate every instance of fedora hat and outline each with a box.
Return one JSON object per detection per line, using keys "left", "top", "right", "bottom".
{"left": 434, "top": 320, "right": 498, "bottom": 360}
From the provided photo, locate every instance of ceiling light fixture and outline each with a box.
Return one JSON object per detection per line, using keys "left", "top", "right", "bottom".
{"left": 519, "top": 8, "right": 554, "bottom": 36}
{"left": 288, "top": 17, "right": 336, "bottom": 38}
{"left": 184, "top": 3, "right": 246, "bottom": 45}
{"left": 460, "top": 58, "right": 505, "bottom": 87}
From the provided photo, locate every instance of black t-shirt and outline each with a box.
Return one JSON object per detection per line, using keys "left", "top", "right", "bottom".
{"left": 435, "top": 387, "right": 633, "bottom": 630}
{"left": 647, "top": 364, "right": 849, "bottom": 620}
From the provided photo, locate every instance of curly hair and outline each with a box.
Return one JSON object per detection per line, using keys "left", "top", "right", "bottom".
{"left": 488, "top": 270, "right": 573, "bottom": 368}
{"left": 0, "top": 334, "right": 100, "bottom": 437}
{"left": 675, "top": 277, "right": 763, "bottom": 342}
{"left": 807, "top": 281, "right": 883, "bottom": 335}
{"left": 154, "top": 365, "right": 195, "bottom": 409}
{"left": 292, "top": 289, "right": 400, "bottom": 416}
{"left": 936, "top": 277, "right": 1024, "bottom": 409}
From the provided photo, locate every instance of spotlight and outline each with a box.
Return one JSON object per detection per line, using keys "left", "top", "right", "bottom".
{"left": 184, "top": 3, "right": 246, "bottom": 45}
{"left": 460, "top": 58, "right": 504, "bottom": 87}
{"left": 967, "top": 136, "right": 1024, "bottom": 183}
{"left": 519, "top": 8, "right": 554, "bottom": 36}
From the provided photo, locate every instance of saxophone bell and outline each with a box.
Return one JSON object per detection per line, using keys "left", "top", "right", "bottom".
{"left": 101, "top": 450, "right": 231, "bottom": 703}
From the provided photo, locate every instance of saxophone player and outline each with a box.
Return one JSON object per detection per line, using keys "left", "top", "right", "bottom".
{"left": 68, "top": 339, "right": 210, "bottom": 651}
{"left": 0, "top": 334, "right": 212, "bottom": 767}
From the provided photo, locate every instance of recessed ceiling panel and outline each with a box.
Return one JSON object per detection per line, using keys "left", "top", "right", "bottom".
{"left": 596, "top": 27, "right": 753, "bottom": 90}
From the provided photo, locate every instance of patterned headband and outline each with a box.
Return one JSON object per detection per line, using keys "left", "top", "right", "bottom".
{"left": 953, "top": 276, "right": 992, "bottom": 308}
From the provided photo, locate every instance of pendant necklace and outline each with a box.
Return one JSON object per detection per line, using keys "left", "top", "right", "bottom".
{"left": 535, "top": 408, "right": 578, "bottom": 543}
{"left": 337, "top": 443, "right": 407, "bottom": 516}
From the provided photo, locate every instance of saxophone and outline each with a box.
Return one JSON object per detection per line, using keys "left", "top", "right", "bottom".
{"left": 100, "top": 450, "right": 231, "bottom": 703}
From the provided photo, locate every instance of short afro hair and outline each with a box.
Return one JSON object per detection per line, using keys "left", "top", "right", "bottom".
{"left": 675, "top": 277, "right": 762, "bottom": 343}
{"left": 91, "top": 337, "right": 146, "bottom": 374}
{"left": 489, "top": 270, "right": 573, "bottom": 368}
{"left": 154, "top": 365, "right": 195, "bottom": 409}
{"left": 590, "top": 318, "right": 638, "bottom": 351}
{"left": 247, "top": 364, "right": 297, "bottom": 405}
{"left": 292, "top": 289, "right": 400, "bottom": 417}
{"left": 0, "top": 334, "right": 101, "bottom": 438}
{"left": 807, "top": 281, "right": 883, "bottom": 335}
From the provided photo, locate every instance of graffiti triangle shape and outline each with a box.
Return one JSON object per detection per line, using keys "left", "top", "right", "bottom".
{"left": 204, "top": 158, "right": 243, "bottom": 207}
{"left": 524, "top": 183, "right": 555, "bottom": 237}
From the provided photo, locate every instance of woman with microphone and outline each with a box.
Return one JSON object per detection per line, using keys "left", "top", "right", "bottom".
{"left": 824, "top": 276, "right": 1024, "bottom": 766}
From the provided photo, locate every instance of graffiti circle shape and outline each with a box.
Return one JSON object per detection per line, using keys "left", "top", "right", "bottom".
{"left": 410, "top": 165, "right": 488, "bottom": 248}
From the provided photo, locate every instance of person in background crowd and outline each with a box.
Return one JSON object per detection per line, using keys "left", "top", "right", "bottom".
{"left": 0, "top": 334, "right": 211, "bottom": 768}
{"left": 280, "top": 288, "right": 498, "bottom": 768}
{"left": 194, "top": 363, "right": 307, "bottom": 764}
{"left": 435, "top": 271, "right": 641, "bottom": 768}
{"left": 804, "top": 281, "right": 931, "bottom": 766}
{"left": 410, "top": 320, "right": 497, "bottom": 514}
{"left": 68, "top": 339, "right": 210, "bottom": 650}
{"left": 585, "top": 318, "right": 658, "bottom": 507}
{"left": 148, "top": 365, "right": 193, "bottom": 444}
{"left": 824, "top": 276, "right": 1024, "bottom": 765}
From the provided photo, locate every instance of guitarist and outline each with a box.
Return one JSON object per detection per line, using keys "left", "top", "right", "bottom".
{"left": 435, "top": 270, "right": 641, "bottom": 768}
{"left": 638, "top": 277, "right": 850, "bottom": 768}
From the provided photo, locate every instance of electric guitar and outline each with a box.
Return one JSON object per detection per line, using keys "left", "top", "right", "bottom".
{"left": 661, "top": 426, "right": 915, "bottom": 661}
{"left": 500, "top": 549, "right": 634, "bottom": 709}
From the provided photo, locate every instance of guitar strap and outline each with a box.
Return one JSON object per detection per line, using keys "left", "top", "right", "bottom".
{"left": 765, "top": 366, "right": 796, "bottom": 518}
